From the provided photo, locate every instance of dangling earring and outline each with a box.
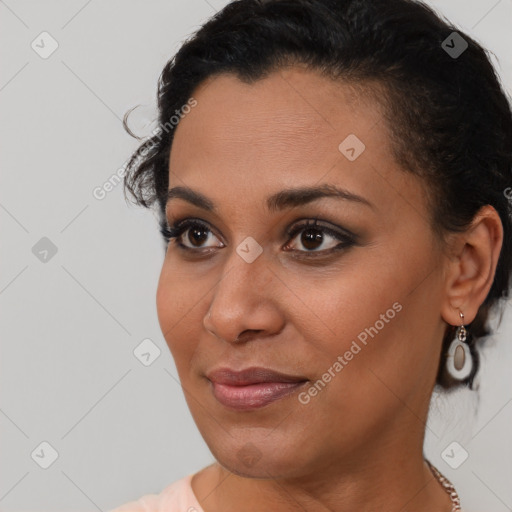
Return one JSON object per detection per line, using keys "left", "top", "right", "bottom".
{"left": 446, "top": 311, "right": 473, "bottom": 380}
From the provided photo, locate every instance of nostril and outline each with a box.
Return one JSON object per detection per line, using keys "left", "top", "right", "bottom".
{"left": 233, "top": 329, "right": 264, "bottom": 344}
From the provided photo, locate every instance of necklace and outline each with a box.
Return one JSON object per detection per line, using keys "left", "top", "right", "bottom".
{"left": 425, "top": 459, "right": 461, "bottom": 511}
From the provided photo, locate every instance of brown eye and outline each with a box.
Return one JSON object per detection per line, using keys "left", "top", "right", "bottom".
{"left": 186, "top": 225, "right": 210, "bottom": 247}
{"left": 162, "top": 217, "right": 355, "bottom": 256}
{"left": 285, "top": 219, "right": 356, "bottom": 254}
{"left": 163, "top": 219, "right": 223, "bottom": 250}
{"left": 300, "top": 227, "right": 325, "bottom": 251}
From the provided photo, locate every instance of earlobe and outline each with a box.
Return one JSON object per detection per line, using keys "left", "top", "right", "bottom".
{"left": 440, "top": 205, "right": 503, "bottom": 326}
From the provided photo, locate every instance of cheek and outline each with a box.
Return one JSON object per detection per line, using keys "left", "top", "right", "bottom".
{"left": 306, "top": 260, "right": 442, "bottom": 418}
{"left": 155, "top": 262, "right": 204, "bottom": 360}
{"left": 280, "top": 260, "right": 398, "bottom": 356}
{"left": 286, "top": 244, "right": 439, "bottom": 379}
{"left": 156, "top": 264, "right": 178, "bottom": 338}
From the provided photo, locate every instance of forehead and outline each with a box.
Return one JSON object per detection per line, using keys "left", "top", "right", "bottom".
{"left": 169, "top": 67, "right": 387, "bottom": 170}
{"left": 166, "top": 67, "right": 418, "bottom": 223}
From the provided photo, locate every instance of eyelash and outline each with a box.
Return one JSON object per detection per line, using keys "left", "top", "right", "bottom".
{"left": 160, "top": 217, "right": 356, "bottom": 256}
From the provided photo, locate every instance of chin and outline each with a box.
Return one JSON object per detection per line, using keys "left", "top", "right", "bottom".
{"left": 205, "top": 434, "right": 313, "bottom": 480}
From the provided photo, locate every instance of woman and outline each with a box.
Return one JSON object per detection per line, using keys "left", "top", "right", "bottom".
{"left": 110, "top": 0, "right": 511, "bottom": 510}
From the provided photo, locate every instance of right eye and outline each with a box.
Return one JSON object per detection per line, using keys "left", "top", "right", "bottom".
{"left": 160, "top": 219, "right": 224, "bottom": 251}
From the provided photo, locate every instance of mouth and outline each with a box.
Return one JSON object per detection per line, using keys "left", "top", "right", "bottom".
{"left": 206, "top": 366, "right": 309, "bottom": 410}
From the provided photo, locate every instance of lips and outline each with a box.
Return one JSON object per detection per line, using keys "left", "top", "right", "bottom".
{"left": 206, "top": 367, "right": 308, "bottom": 410}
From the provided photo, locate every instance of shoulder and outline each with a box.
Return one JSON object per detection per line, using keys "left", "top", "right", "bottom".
{"left": 107, "top": 474, "right": 203, "bottom": 512}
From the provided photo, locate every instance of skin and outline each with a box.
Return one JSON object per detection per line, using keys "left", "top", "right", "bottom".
{"left": 155, "top": 66, "right": 503, "bottom": 512}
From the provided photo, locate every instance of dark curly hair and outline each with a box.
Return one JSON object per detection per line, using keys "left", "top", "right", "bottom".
{"left": 122, "top": 0, "right": 512, "bottom": 391}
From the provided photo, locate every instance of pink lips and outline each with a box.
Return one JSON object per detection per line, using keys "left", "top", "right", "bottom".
{"left": 206, "top": 367, "right": 308, "bottom": 410}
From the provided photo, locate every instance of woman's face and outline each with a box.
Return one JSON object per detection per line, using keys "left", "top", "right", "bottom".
{"left": 156, "top": 67, "right": 449, "bottom": 478}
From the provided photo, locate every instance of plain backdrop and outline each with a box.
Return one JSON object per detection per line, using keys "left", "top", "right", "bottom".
{"left": 1, "top": 0, "right": 511, "bottom": 511}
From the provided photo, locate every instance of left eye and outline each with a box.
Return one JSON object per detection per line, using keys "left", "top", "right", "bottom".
{"left": 284, "top": 220, "right": 355, "bottom": 253}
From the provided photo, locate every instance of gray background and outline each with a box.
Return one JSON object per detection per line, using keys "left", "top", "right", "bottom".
{"left": 0, "top": 0, "right": 511, "bottom": 511}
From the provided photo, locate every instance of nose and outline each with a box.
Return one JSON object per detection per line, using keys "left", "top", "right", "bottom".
{"left": 202, "top": 249, "right": 285, "bottom": 344}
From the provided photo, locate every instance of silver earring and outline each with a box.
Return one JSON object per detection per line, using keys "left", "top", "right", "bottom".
{"left": 446, "top": 311, "right": 473, "bottom": 380}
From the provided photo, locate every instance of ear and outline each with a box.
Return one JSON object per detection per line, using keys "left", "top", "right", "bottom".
{"left": 441, "top": 205, "right": 503, "bottom": 326}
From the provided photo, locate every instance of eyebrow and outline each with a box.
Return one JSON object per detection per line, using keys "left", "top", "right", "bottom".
{"left": 165, "top": 184, "right": 373, "bottom": 213}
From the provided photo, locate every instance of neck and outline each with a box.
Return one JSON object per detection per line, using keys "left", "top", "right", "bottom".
{"left": 191, "top": 421, "right": 454, "bottom": 512}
